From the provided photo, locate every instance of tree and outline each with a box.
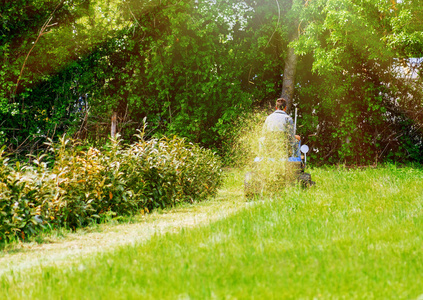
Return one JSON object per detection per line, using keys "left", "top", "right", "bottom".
{"left": 279, "top": 0, "right": 303, "bottom": 113}
{"left": 0, "top": 0, "right": 90, "bottom": 152}
{"left": 292, "top": 0, "right": 423, "bottom": 164}
{"left": 2, "top": 0, "right": 422, "bottom": 165}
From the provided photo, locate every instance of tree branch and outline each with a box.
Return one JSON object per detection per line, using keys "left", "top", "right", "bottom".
{"left": 14, "top": 0, "right": 64, "bottom": 98}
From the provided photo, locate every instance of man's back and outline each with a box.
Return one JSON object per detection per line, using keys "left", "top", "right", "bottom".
{"left": 264, "top": 110, "right": 294, "bottom": 134}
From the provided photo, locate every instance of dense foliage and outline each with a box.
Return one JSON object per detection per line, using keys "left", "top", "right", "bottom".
{"left": 1, "top": 0, "right": 423, "bottom": 164}
{"left": 293, "top": 0, "right": 423, "bottom": 164}
{"left": 0, "top": 133, "right": 222, "bottom": 241}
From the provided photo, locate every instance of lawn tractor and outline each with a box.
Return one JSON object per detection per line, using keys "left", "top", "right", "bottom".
{"left": 244, "top": 108, "right": 315, "bottom": 199}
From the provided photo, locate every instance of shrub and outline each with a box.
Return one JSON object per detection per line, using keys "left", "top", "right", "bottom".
{"left": 123, "top": 133, "right": 222, "bottom": 210}
{"left": 0, "top": 133, "right": 222, "bottom": 242}
{"left": 38, "top": 137, "right": 141, "bottom": 229}
{"left": 0, "top": 148, "right": 48, "bottom": 241}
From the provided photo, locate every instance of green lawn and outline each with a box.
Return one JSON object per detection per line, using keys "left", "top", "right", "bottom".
{"left": 2, "top": 165, "right": 423, "bottom": 299}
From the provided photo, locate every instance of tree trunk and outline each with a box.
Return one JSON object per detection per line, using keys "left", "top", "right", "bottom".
{"left": 281, "top": 32, "right": 298, "bottom": 114}
{"left": 111, "top": 111, "right": 117, "bottom": 138}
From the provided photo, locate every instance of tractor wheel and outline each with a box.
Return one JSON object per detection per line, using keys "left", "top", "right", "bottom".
{"left": 298, "top": 172, "right": 315, "bottom": 188}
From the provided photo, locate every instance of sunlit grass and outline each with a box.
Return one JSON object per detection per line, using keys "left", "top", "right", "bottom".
{"left": 2, "top": 165, "right": 423, "bottom": 299}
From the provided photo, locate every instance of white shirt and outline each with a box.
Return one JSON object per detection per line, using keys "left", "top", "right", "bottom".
{"left": 264, "top": 110, "right": 294, "bottom": 135}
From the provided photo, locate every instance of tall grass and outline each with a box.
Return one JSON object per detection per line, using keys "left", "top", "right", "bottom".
{"left": 2, "top": 165, "right": 423, "bottom": 299}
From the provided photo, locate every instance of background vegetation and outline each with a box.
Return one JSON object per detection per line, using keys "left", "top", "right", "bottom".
{"left": 1, "top": 0, "right": 422, "bottom": 165}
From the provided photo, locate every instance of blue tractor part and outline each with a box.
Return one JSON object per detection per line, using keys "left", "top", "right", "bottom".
{"left": 244, "top": 142, "right": 314, "bottom": 199}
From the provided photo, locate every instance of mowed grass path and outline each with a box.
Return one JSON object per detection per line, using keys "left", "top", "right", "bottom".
{"left": 2, "top": 165, "right": 423, "bottom": 299}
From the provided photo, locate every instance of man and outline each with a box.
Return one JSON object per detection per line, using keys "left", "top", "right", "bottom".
{"left": 263, "top": 98, "right": 300, "bottom": 156}
{"left": 264, "top": 98, "right": 300, "bottom": 140}
{"left": 261, "top": 98, "right": 315, "bottom": 187}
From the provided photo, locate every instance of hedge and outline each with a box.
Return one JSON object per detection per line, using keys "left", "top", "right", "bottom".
{"left": 0, "top": 134, "right": 222, "bottom": 241}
